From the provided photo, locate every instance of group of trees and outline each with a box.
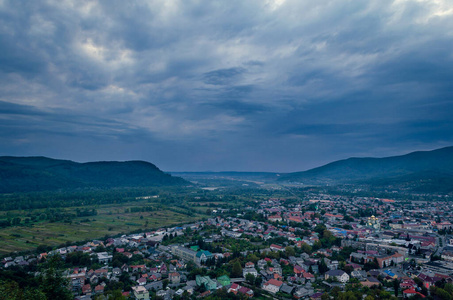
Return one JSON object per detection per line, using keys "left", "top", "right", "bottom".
{"left": 0, "top": 217, "right": 21, "bottom": 228}
{"left": 0, "top": 256, "right": 73, "bottom": 300}
{"left": 429, "top": 282, "right": 453, "bottom": 300}
{"left": 0, "top": 187, "right": 165, "bottom": 211}
{"left": 0, "top": 254, "right": 137, "bottom": 300}
{"left": 127, "top": 206, "right": 155, "bottom": 213}
{"left": 0, "top": 207, "right": 99, "bottom": 228}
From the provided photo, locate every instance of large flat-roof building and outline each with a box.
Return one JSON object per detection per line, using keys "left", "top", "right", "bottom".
{"left": 172, "top": 246, "right": 198, "bottom": 263}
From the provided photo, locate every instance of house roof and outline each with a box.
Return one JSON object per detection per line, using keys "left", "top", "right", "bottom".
{"left": 266, "top": 279, "right": 283, "bottom": 287}
{"left": 403, "top": 288, "right": 425, "bottom": 297}
{"left": 280, "top": 284, "right": 294, "bottom": 294}
{"left": 230, "top": 283, "right": 239, "bottom": 290}
{"left": 326, "top": 269, "right": 346, "bottom": 276}
{"left": 238, "top": 287, "right": 253, "bottom": 295}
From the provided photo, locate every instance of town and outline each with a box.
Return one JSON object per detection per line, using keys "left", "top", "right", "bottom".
{"left": 3, "top": 191, "right": 453, "bottom": 300}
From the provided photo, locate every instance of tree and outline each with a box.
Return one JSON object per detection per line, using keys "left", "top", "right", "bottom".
{"left": 39, "top": 256, "right": 73, "bottom": 300}
{"left": 254, "top": 276, "right": 263, "bottom": 287}
{"left": 245, "top": 274, "right": 255, "bottom": 285}
{"left": 313, "top": 240, "right": 322, "bottom": 251}
{"left": 363, "top": 258, "right": 379, "bottom": 271}
{"left": 393, "top": 279, "right": 399, "bottom": 297}
{"left": 285, "top": 246, "right": 296, "bottom": 257}
{"left": 318, "top": 259, "right": 329, "bottom": 274}
{"left": 95, "top": 289, "right": 126, "bottom": 300}
{"left": 11, "top": 217, "right": 21, "bottom": 226}
{"left": 231, "top": 260, "right": 243, "bottom": 278}
{"left": 430, "top": 286, "right": 450, "bottom": 300}
{"left": 301, "top": 243, "right": 312, "bottom": 254}
{"left": 343, "top": 265, "right": 353, "bottom": 274}
{"left": 163, "top": 279, "right": 169, "bottom": 289}
{"left": 0, "top": 280, "right": 46, "bottom": 300}
{"left": 444, "top": 283, "right": 453, "bottom": 294}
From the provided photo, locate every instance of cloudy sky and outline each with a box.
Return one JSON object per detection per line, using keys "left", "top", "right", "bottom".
{"left": 0, "top": 0, "right": 452, "bottom": 172}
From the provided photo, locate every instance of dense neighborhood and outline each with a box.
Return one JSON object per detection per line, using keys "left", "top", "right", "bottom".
{"left": 3, "top": 194, "right": 453, "bottom": 299}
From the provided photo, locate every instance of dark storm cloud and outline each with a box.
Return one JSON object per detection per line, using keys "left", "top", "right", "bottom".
{"left": 0, "top": 0, "right": 452, "bottom": 171}
{"left": 203, "top": 68, "right": 246, "bottom": 85}
{"left": 0, "top": 101, "right": 46, "bottom": 116}
{"left": 202, "top": 99, "right": 266, "bottom": 116}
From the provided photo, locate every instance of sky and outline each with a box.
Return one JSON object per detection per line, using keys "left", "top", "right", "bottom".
{"left": 0, "top": 0, "right": 453, "bottom": 172}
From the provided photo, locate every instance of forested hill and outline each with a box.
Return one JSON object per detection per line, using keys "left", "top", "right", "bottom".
{"left": 0, "top": 156, "right": 187, "bottom": 193}
{"left": 279, "top": 146, "right": 453, "bottom": 192}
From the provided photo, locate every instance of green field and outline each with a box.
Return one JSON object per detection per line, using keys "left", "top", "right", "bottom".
{"left": 0, "top": 200, "right": 207, "bottom": 255}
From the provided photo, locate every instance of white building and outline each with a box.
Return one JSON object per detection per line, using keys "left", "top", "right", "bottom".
{"left": 97, "top": 252, "right": 112, "bottom": 264}
{"left": 132, "top": 286, "right": 150, "bottom": 300}
{"left": 325, "top": 270, "right": 349, "bottom": 283}
{"left": 263, "top": 279, "right": 283, "bottom": 294}
{"left": 243, "top": 267, "right": 258, "bottom": 277}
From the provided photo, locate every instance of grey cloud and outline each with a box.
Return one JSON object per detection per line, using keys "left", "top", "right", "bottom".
{"left": 0, "top": 0, "right": 452, "bottom": 171}
{"left": 201, "top": 99, "right": 266, "bottom": 116}
{"left": 203, "top": 67, "right": 246, "bottom": 85}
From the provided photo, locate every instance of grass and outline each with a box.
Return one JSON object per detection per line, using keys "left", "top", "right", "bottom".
{"left": 0, "top": 200, "right": 208, "bottom": 255}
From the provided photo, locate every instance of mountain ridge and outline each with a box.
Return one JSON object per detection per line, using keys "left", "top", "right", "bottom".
{"left": 279, "top": 146, "right": 453, "bottom": 192}
{"left": 0, "top": 156, "right": 187, "bottom": 193}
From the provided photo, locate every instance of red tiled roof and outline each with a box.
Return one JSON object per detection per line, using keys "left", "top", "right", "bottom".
{"left": 266, "top": 279, "right": 283, "bottom": 287}
{"left": 403, "top": 288, "right": 425, "bottom": 297}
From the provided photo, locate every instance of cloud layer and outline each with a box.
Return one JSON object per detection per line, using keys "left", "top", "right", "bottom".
{"left": 1, "top": 0, "right": 452, "bottom": 171}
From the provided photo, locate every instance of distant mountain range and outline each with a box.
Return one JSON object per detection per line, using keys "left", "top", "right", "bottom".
{"left": 2, "top": 146, "right": 452, "bottom": 194}
{"left": 0, "top": 156, "right": 187, "bottom": 193}
{"left": 279, "top": 146, "right": 453, "bottom": 193}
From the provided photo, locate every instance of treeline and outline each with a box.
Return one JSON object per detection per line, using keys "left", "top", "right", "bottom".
{"left": 0, "top": 187, "right": 163, "bottom": 211}
{"left": 126, "top": 206, "right": 155, "bottom": 213}
{"left": 0, "top": 208, "right": 97, "bottom": 228}
{"left": 0, "top": 256, "right": 73, "bottom": 300}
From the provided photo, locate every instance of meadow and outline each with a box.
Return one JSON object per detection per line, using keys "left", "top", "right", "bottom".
{"left": 0, "top": 198, "right": 207, "bottom": 255}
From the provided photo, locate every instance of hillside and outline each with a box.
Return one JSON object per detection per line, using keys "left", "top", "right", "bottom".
{"left": 0, "top": 156, "right": 187, "bottom": 193}
{"left": 279, "top": 146, "right": 453, "bottom": 191}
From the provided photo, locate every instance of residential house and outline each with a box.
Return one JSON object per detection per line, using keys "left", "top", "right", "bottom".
{"left": 361, "top": 277, "right": 381, "bottom": 287}
{"left": 294, "top": 287, "right": 311, "bottom": 299}
{"left": 325, "top": 270, "right": 349, "bottom": 283}
{"left": 238, "top": 286, "right": 254, "bottom": 297}
{"left": 169, "top": 272, "right": 181, "bottom": 284}
{"left": 81, "top": 284, "right": 91, "bottom": 295}
{"left": 132, "top": 286, "right": 150, "bottom": 300}
{"left": 137, "top": 277, "right": 147, "bottom": 286}
{"left": 94, "top": 285, "right": 104, "bottom": 294}
{"left": 196, "top": 275, "right": 217, "bottom": 291}
{"left": 243, "top": 267, "right": 258, "bottom": 277}
{"left": 228, "top": 283, "right": 240, "bottom": 294}
{"left": 270, "top": 244, "right": 285, "bottom": 252}
{"left": 280, "top": 283, "right": 294, "bottom": 295}
{"left": 97, "top": 252, "right": 113, "bottom": 264}
{"left": 145, "top": 281, "right": 163, "bottom": 292}
{"left": 262, "top": 279, "right": 283, "bottom": 294}
{"left": 403, "top": 288, "right": 426, "bottom": 298}
{"left": 217, "top": 275, "right": 231, "bottom": 287}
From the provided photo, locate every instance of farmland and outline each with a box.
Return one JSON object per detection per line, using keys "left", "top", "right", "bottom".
{"left": 0, "top": 190, "right": 211, "bottom": 255}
